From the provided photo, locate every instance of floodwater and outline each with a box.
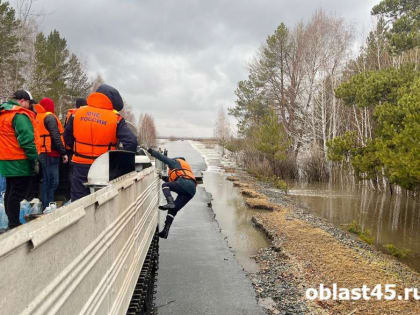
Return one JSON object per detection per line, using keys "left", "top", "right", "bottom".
{"left": 160, "top": 139, "right": 420, "bottom": 274}
{"left": 157, "top": 140, "right": 269, "bottom": 273}
{"left": 287, "top": 182, "right": 420, "bottom": 272}
{"left": 189, "top": 141, "right": 270, "bottom": 273}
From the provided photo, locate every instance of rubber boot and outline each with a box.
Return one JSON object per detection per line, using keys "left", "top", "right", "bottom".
{"left": 159, "top": 195, "right": 175, "bottom": 210}
{"left": 158, "top": 221, "right": 172, "bottom": 239}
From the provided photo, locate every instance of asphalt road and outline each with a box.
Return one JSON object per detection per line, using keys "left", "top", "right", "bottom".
{"left": 156, "top": 141, "right": 264, "bottom": 315}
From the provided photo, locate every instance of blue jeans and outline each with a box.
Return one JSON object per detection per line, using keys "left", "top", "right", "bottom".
{"left": 0, "top": 174, "right": 5, "bottom": 194}
{"left": 39, "top": 154, "right": 60, "bottom": 209}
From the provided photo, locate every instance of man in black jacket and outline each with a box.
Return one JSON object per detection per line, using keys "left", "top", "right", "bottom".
{"left": 147, "top": 148, "right": 196, "bottom": 239}
{"left": 35, "top": 98, "right": 68, "bottom": 209}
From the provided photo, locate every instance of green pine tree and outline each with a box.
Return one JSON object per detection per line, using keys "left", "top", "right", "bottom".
{"left": 31, "top": 30, "right": 91, "bottom": 118}
{"left": 0, "top": 1, "right": 22, "bottom": 99}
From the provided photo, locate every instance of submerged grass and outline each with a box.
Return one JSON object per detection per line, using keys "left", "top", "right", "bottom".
{"left": 384, "top": 244, "right": 411, "bottom": 259}
{"left": 346, "top": 221, "right": 374, "bottom": 245}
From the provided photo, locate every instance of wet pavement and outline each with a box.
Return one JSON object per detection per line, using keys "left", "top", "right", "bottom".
{"left": 190, "top": 141, "right": 270, "bottom": 273}
{"left": 156, "top": 140, "right": 265, "bottom": 315}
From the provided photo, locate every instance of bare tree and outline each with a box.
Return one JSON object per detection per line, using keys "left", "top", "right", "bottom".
{"left": 137, "top": 113, "right": 157, "bottom": 148}
{"left": 214, "top": 105, "right": 231, "bottom": 155}
{"left": 90, "top": 74, "right": 104, "bottom": 92}
{"left": 119, "top": 103, "right": 136, "bottom": 124}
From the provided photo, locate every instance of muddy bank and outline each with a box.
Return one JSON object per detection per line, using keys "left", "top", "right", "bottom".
{"left": 225, "top": 171, "right": 420, "bottom": 314}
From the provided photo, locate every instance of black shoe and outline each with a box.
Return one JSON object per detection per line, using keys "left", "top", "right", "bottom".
{"left": 158, "top": 229, "right": 169, "bottom": 239}
{"left": 160, "top": 194, "right": 175, "bottom": 210}
{"left": 159, "top": 202, "right": 175, "bottom": 210}
{"left": 158, "top": 225, "right": 170, "bottom": 239}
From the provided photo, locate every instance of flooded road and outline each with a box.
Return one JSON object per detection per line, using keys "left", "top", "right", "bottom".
{"left": 160, "top": 139, "right": 420, "bottom": 274}
{"left": 190, "top": 141, "right": 270, "bottom": 273}
{"left": 156, "top": 140, "right": 265, "bottom": 314}
{"left": 287, "top": 182, "right": 420, "bottom": 272}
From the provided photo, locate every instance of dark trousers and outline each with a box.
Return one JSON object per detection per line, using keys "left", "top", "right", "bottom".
{"left": 162, "top": 181, "right": 194, "bottom": 219}
{"left": 39, "top": 154, "right": 60, "bottom": 209}
{"left": 62, "top": 151, "right": 73, "bottom": 200}
{"left": 70, "top": 163, "right": 91, "bottom": 201}
{"left": 4, "top": 176, "right": 33, "bottom": 229}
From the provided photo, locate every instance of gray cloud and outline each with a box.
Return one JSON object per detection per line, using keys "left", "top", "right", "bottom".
{"left": 33, "top": 0, "right": 379, "bottom": 137}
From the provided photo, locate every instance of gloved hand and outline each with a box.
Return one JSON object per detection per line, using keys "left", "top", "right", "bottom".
{"left": 147, "top": 147, "right": 153, "bottom": 154}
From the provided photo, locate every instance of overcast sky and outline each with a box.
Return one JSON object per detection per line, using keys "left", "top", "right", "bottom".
{"left": 30, "top": 0, "right": 379, "bottom": 137}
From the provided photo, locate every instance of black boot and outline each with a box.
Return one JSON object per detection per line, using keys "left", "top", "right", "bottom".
{"left": 158, "top": 221, "right": 172, "bottom": 239}
{"left": 159, "top": 195, "right": 175, "bottom": 210}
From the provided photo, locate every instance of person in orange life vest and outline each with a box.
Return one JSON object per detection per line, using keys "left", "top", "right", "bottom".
{"left": 0, "top": 90, "right": 39, "bottom": 229}
{"left": 64, "top": 98, "right": 86, "bottom": 128}
{"left": 35, "top": 98, "right": 68, "bottom": 209}
{"left": 62, "top": 98, "right": 86, "bottom": 201}
{"left": 63, "top": 84, "right": 137, "bottom": 201}
{"left": 146, "top": 148, "right": 196, "bottom": 239}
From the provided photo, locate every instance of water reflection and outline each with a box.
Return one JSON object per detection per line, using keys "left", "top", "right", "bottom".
{"left": 190, "top": 141, "right": 270, "bottom": 273}
{"left": 203, "top": 172, "right": 270, "bottom": 273}
{"left": 288, "top": 182, "right": 420, "bottom": 272}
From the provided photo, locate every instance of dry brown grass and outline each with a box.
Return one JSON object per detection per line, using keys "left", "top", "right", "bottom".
{"left": 226, "top": 176, "right": 240, "bottom": 182}
{"left": 232, "top": 181, "right": 250, "bottom": 188}
{"left": 254, "top": 209, "right": 420, "bottom": 314}
{"left": 245, "top": 198, "right": 278, "bottom": 211}
{"left": 240, "top": 188, "right": 265, "bottom": 199}
{"left": 223, "top": 167, "right": 236, "bottom": 173}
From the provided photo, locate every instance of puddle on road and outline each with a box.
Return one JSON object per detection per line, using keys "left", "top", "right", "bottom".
{"left": 191, "top": 141, "right": 270, "bottom": 273}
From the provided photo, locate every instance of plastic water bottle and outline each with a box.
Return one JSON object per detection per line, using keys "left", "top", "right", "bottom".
{"left": 43, "top": 205, "right": 51, "bottom": 214}
{"left": 49, "top": 202, "right": 57, "bottom": 212}
{"left": 19, "top": 199, "right": 31, "bottom": 224}
{"left": 0, "top": 192, "right": 8, "bottom": 230}
{"left": 29, "top": 198, "right": 42, "bottom": 215}
{"left": 43, "top": 202, "right": 56, "bottom": 214}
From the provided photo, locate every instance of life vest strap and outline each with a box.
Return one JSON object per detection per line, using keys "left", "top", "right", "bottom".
{"left": 73, "top": 151, "right": 97, "bottom": 160}
{"left": 169, "top": 168, "right": 197, "bottom": 183}
{"left": 74, "top": 139, "right": 117, "bottom": 148}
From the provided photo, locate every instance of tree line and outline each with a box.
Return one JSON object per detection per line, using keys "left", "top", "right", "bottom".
{"left": 225, "top": 0, "right": 419, "bottom": 193}
{"left": 0, "top": 0, "right": 91, "bottom": 118}
{"left": 0, "top": 0, "right": 156, "bottom": 147}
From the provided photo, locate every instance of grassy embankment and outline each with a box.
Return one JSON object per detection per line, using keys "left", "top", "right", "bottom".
{"left": 225, "top": 171, "right": 420, "bottom": 314}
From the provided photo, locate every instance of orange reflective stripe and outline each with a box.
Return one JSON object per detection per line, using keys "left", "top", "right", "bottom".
{"left": 0, "top": 105, "right": 40, "bottom": 160}
{"left": 168, "top": 159, "right": 196, "bottom": 183}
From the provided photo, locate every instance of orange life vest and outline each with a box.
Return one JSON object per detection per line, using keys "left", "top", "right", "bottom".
{"left": 72, "top": 92, "right": 122, "bottom": 164}
{"left": 65, "top": 108, "right": 77, "bottom": 127}
{"left": 168, "top": 159, "right": 196, "bottom": 183}
{"left": 0, "top": 105, "right": 41, "bottom": 160}
{"left": 34, "top": 104, "right": 65, "bottom": 154}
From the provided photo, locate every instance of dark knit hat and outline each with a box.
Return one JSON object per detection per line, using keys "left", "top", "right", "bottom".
{"left": 75, "top": 98, "right": 86, "bottom": 108}
{"left": 96, "top": 84, "right": 124, "bottom": 111}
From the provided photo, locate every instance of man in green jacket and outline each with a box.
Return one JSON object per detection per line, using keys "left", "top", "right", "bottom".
{"left": 0, "top": 90, "right": 39, "bottom": 229}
